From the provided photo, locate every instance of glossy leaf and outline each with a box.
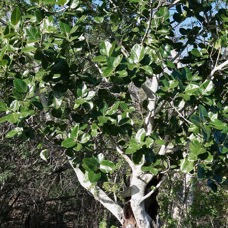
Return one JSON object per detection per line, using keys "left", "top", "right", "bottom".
{"left": 6, "top": 127, "right": 23, "bottom": 138}
{"left": 100, "top": 41, "right": 114, "bottom": 57}
{"left": 130, "top": 44, "right": 145, "bottom": 63}
{"left": 61, "top": 138, "right": 77, "bottom": 148}
{"left": 11, "top": 7, "right": 21, "bottom": 25}
{"left": 70, "top": 0, "right": 80, "bottom": 8}
{"left": 180, "top": 158, "right": 194, "bottom": 173}
{"left": 13, "top": 79, "right": 28, "bottom": 93}
{"left": 88, "top": 171, "right": 101, "bottom": 183}
{"left": 40, "top": 149, "right": 49, "bottom": 162}
{"left": 100, "top": 160, "right": 116, "bottom": 173}
{"left": 83, "top": 157, "right": 99, "bottom": 172}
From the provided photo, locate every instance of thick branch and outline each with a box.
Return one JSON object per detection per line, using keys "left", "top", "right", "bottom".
{"left": 69, "top": 161, "right": 123, "bottom": 224}
{"left": 142, "top": 76, "right": 159, "bottom": 135}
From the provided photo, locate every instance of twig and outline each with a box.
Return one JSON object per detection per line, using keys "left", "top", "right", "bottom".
{"left": 110, "top": 137, "right": 135, "bottom": 170}
{"left": 141, "top": 0, "right": 153, "bottom": 44}
{"left": 170, "top": 102, "right": 192, "bottom": 125}
{"left": 0, "top": 18, "right": 7, "bottom": 26}
{"left": 116, "top": 144, "right": 135, "bottom": 170}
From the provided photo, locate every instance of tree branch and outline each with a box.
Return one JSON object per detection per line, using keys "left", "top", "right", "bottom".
{"left": 112, "top": 139, "right": 135, "bottom": 170}
{"left": 69, "top": 161, "right": 123, "bottom": 224}
{"left": 210, "top": 59, "right": 228, "bottom": 78}
{"left": 141, "top": 0, "right": 153, "bottom": 44}
{"left": 139, "top": 176, "right": 166, "bottom": 203}
{"left": 170, "top": 102, "right": 192, "bottom": 125}
{"left": 142, "top": 76, "right": 159, "bottom": 135}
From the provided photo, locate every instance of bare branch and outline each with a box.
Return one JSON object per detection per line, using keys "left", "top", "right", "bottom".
{"left": 69, "top": 161, "right": 123, "bottom": 224}
{"left": 210, "top": 59, "right": 228, "bottom": 78}
{"left": 141, "top": 0, "right": 153, "bottom": 44}
{"left": 170, "top": 102, "right": 192, "bottom": 125}
{"left": 116, "top": 144, "right": 135, "bottom": 170}
{"left": 139, "top": 176, "right": 166, "bottom": 203}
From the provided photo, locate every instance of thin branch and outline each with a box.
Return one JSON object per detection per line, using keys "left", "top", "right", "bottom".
{"left": 141, "top": 0, "right": 153, "bottom": 44}
{"left": 115, "top": 142, "right": 135, "bottom": 170}
{"left": 139, "top": 176, "right": 166, "bottom": 203}
{"left": 170, "top": 102, "right": 192, "bottom": 125}
{"left": 0, "top": 18, "right": 7, "bottom": 26}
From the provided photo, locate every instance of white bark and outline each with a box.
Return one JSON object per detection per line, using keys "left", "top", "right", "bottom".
{"left": 130, "top": 166, "right": 154, "bottom": 228}
{"left": 210, "top": 59, "right": 228, "bottom": 78}
{"left": 142, "top": 77, "right": 159, "bottom": 136}
{"left": 69, "top": 160, "right": 123, "bottom": 224}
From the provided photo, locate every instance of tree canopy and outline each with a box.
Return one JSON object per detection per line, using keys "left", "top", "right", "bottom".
{"left": 0, "top": 0, "right": 227, "bottom": 227}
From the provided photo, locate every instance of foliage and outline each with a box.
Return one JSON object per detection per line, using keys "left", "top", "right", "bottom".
{"left": 158, "top": 175, "right": 228, "bottom": 228}
{"left": 0, "top": 0, "right": 227, "bottom": 226}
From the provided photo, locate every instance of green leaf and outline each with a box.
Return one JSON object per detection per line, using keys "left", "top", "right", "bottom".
{"left": 57, "top": 0, "right": 68, "bottom": 5}
{"left": 180, "top": 158, "right": 194, "bottom": 173}
{"left": 102, "top": 67, "right": 114, "bottom": 77}
{"left": 155, "top": 140, "right": 166, "bottom": 145}
{"left": 141, "top": 65, "right": 153, "bottom": 74}
{"left": 61, "top": 138, "right": 77, "bottom": 148}
{"left": 40, "top": 149, "right": 49, "bottom": 162}
{"left": 0, "top": 113, "right": 19, "bottom": 124}
{"left": 21, "top": 46, "right": 37, "bottom": 53}
{"left": 117, "top": 70, "right": 128, "bottom": 77}
{"left": 100, "top": 160, "right": 116, "bottom": 173}
{"left": 200, "top": 80, "right": 214, "bottom": 95}
{"left": 185, "top": 83, "right": 199, "bottom": 95}
{"left": 88, "top": 171, "right": 101, "bottom": 183}
{"left": 106, "top": 102, "right": 119, "bottom": 115}
{"left": 210, "top": 119, "right": 226, "bottom": 130}
{"left": 70, "top": 125, "right": 79, "bottom": 139}
{"left": 126, "top": 139, "right": 142, "bottom": 154}
{"left": 80, "top": 133, "right": 91, "bottom": 144}
{"left": 189, "top": 140, "right": 206, "bottom": 160}
{"left": 83, "top": 157, "right": 99, "bottom": 172}
{"left": 11, "top": 7, "right": 21, "bottom": 25}
{"left": 94, "top": 17, "right": 104, "bottom": 23}
{"left": 6, "top": 127, "right": 23, "bottom": 138}
{"left": 92, "top": 56, "right": 107, "bottom": 62}
{"left": 59, "top": 21, "right": 71, "bottom": 34}
{"left": 107, "top": 55, "right": 123, "bottom": 68}
{"left": 0, "top": 60, "right": 8, "bottom": 66}
{"left": 191, "top": 48, "right": 201, "bottom": 57}
{"left": 73, "top": 143, "right": 83, "bottom": 151}
{"left": 135, "top": 128, "right": 146, "bottom": 143}
{"left": 43, "top": 0, "right": 56, "bottom": 4}
{"left": 13, "top": 79, "right": 28, "bottom": 93}
{"left": 0, "top": 102, "right": 8, "bottom": 111}
{"left": 142, "top": 166, "right": 159, "bottom": 175}
{"left": 100, "top": 41, "right": 115, "bottom": 57}
{"left": 199, "top": 105, "right": 208, "bottom": 121}
{"left": 131, "top": 44, "right": 145, "bottom": 63}
{"left": 26, "top": 27, "right": 41, "bottom": 42}
{"left": 70, "top": 0, "right": 79, "bottom": 8}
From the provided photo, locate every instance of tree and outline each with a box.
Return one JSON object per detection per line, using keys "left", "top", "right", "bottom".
{"left": 0, "top": 0, "right": 227, "bottom": 227}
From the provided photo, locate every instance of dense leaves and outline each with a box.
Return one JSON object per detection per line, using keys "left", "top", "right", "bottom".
{"left": 0, "top": 0, "right": 227, "bottom": 226}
